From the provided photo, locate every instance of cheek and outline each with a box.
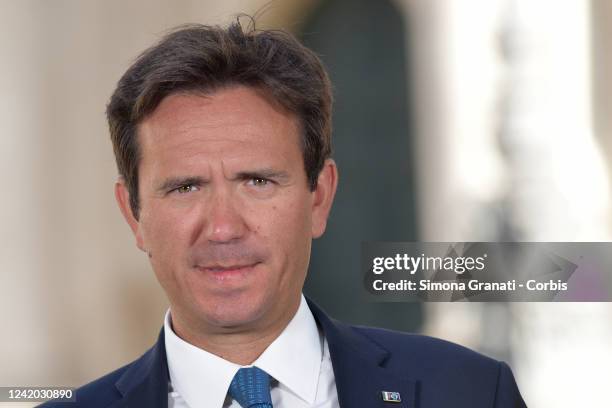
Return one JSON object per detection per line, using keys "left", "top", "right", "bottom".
{"left": 139, "top": 203, "right": 196, "bottom": 257}
{"left": 139, "top": 206, "right": 201, "bottom": 296}
{"left": 251, "top": 197, "right": 313, "bottom": 264}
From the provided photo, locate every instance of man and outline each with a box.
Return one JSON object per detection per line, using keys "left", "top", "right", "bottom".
{"left": 42, "top": 20, "right": 526, "bottom": 408}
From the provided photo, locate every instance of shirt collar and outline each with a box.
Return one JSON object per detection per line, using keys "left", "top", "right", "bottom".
{"left": 253, "top": 295, "right": 323, "bottom": 404}
{"left": 164, "top": 310, "right": 240, "bottom": 408}
{"left": 164, "top": 295, "right": 323, "bottom": 407}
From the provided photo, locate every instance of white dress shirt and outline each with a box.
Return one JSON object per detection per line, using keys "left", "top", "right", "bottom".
{"left": 164, "top": 295, "right": 340, "bottom": 408}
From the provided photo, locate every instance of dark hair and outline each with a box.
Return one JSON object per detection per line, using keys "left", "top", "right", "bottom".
{"left": 107, "top": 19, "right": 333, "bottom": 219}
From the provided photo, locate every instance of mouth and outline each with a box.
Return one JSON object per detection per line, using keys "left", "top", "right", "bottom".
{"left": 195, "top": 262, "right": 260, "bottom": 281}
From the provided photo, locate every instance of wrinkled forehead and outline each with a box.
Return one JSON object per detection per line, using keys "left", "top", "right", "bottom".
{"left": 136, "top": 87, "right": 304, "bottom": 175}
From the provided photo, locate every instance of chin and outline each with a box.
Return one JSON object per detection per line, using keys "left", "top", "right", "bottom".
{"left": 196, "top": 293, "right": 271, "bottom": 330}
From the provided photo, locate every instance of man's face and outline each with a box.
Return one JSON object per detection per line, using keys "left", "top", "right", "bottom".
{"left": 115, "top": 86, "right": 337, "bottom": 337}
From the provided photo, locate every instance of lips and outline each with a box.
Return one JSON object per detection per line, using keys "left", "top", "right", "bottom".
{"left": 194, "top": 262, "right": 260, "bottom": 281}
{"left": 199, "top": 263, "right": 257, "bottom": 273}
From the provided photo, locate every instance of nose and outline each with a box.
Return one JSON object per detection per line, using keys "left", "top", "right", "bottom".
{"left": 204, "top": 186, "right": 248, "bottom": 243}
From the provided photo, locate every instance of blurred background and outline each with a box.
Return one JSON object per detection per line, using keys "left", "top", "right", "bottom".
{"left": 1, "top": 0, "right": 611, "bottom": 406}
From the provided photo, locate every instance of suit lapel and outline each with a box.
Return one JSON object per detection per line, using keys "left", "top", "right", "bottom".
{"left": 111, "top": 329, "right": 169, "bottom": 408}
{"left": 307, "top": 299, "right": 418, "bottom": 408}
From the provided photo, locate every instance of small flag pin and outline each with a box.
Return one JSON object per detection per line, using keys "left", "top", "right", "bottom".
{"left": 381, "top": 391, "right": 401, "bottom": 403}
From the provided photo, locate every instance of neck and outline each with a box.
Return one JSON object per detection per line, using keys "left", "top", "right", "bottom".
{"left": 170, "top": 299, "right": 301, "bottom": 365}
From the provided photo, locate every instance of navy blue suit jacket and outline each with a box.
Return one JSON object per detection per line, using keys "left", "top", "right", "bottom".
{"left": 40, "top": 299, "right": 526, "bottom": 407}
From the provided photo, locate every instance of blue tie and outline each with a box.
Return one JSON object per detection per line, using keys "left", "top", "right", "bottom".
{"left": 228, "top": 367, "right": 273, "bottom": 408}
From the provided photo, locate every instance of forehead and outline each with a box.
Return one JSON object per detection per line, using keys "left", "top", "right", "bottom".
{"left": 137, "top": 86, "right": 302, "bottom": 167}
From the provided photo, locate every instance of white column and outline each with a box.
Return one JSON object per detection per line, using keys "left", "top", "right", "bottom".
{"left": 500, "top": 1, "right": 612, "bottom": 406}
{"left": 0, "top": 0, "right": 51, "bottom": 387}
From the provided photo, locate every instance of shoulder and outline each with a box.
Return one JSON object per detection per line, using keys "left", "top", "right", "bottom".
{"left": 349, "top": 325, "right": 525, "bottom": 406}
{"left": 353, "top": 324, "right": 501, "bottom": 374}
{"left": 37, "top": 362, "right": 132, "bottom": 408}
{"left": 310, "top": 297, "right": 513, "bottom": 383}
{"left": 357, "top": 325, "right": 495, "bottom": 361}
{"left": 37, "top": 328, "right": 168, "bottom": 408}
{"left": 37, "top": 329, "right": 168, "bottom": 408}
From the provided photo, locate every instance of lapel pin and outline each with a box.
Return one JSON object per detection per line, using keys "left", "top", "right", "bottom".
{"left": 381, "top": 391, "right": 401, "bottom": 403}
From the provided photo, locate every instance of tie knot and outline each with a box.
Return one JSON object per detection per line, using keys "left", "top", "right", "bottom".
{"left": 228, "top": 367, "right": 273, "bottom": 408}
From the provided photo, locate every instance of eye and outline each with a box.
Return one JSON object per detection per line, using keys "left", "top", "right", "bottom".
{"left": 248, "top": 178, "right": 270, "bottom": 187}
{"left": 175, "top": 184, "right": 198, "bottom": 194}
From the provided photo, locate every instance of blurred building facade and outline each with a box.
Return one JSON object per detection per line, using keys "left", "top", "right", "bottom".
{"left": 1, "top": 1, "right": 611, "bottom": 407}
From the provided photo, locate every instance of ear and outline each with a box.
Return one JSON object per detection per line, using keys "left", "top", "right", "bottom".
{"left": 115, "top": 179, "right": 146, "bottom": 252}
{"left": 311, "top": 159, "right": 339, "bottom": 238}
